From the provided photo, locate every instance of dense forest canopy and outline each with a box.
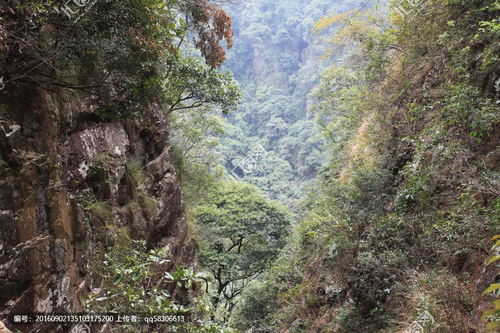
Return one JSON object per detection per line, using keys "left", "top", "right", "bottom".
{"left": 217, "top": 0, "right": 368, "bottom": 209}
{"left": 0, "top": 0, "right": 498, "bottom": 332}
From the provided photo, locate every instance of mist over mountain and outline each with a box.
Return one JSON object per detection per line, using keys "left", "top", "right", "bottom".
{"left": 0, "top": 0, "right": 498, "bottom": 332}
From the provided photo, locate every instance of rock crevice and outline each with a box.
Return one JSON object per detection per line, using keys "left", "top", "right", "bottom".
{"left": 0, "top": 89, "right": 194, "bottom": 332}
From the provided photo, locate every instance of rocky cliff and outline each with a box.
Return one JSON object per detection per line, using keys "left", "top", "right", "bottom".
{"left": 0, "top": 86, "right": 195, "bottom": 332}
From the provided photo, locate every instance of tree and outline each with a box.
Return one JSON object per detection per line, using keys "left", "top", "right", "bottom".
{"left": 0, "top": 0, "right": 236, "bottom": 117}
{"left": 161, "top": 55, "right": 240, "bottom": 114}
{"left": 194, "top": 182, "right": 291, "bottom": 322}
{"left": 169, "top": 104, "right": 226, "bottom": 206}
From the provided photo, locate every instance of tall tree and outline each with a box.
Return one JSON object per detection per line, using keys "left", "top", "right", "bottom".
{"left": 194, "top": 181, "right": 291, "bottom": 322}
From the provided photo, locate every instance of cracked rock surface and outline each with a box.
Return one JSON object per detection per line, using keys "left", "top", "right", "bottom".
{"left": 0, "top": 88, "right": 195, "bottom": 332}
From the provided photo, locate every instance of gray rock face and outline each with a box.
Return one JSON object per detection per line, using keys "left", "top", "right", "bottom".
{"left": 0, "top": 88, "right": 195, "bottom": 332}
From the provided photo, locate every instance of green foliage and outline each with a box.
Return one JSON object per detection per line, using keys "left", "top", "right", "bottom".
{"left": 194, "top": 181, "right": 292, "bottom": 323}
{"left": 232, "top": 0, "right": 499, "bottom": 331}
{"left": 84, "top": 200, "right": 113, "bottom": 223}
{"left": 169, "top": 106, "right": 226, "bottom": 206}
{"left": 89, "top": 154, "right": 114, "bottom": 173}
{"left": 309, "top": 66, "right": 367, "bottom": 149}
{"left": 230, "top": 280, "right": 279, "bottom": 331}
{"left": 437, "top": 83, "right": 497, "bottom": 139}
{"left": 216, "top": 0, "right": 366, "bottom": 206}
{"left": 482, "top": 235, "right": 500, "bottom": 331}
{"left": 85, "top": 227, "right": 235, "bottom": 332}
{"left": 162, "top": 56, "right": 241, "bottom": 114}
{"left": 1, "top": 0, "right": 239, "bottom": 119}
{"left": 125, "top": 158, "right": 157, "bottom": 216}
{"left": 85, "top": 228, "right": 180, "bottom": 314}
{"left": 126, "top": 158, "right": 146, "bottom": 185}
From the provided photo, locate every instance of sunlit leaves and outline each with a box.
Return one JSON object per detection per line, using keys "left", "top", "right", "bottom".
{"left": 161, "top": 55, "right": 241, "bottom": 114}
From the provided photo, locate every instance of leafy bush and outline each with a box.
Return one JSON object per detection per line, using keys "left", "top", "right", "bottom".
{"left": 85, "top": 227, "right": 236, "bottom": 332}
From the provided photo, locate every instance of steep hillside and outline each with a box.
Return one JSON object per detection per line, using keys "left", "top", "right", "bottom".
{"left": 0, "top": 88, "right": 194, "bottom": 332}
{"left": 232, "top": 0, "right": 499, "bottom": 332}
{"left": 0, "top": 0, "right": 498, "bottom": 332}
{"left": 0, "top": 1, "right": 237, "bottom": 332}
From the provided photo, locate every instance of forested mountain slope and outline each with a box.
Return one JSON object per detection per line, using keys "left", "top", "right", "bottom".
{"left": 0, "top": 0, "right": 498, "bottom": 332}
{"left": 219, "top": 0, "right": 366, "bottom": 208}
{"left": 232, "top": 0, "right": 500, "bottom": 332}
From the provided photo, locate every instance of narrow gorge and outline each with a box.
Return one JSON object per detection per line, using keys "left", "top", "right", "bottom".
{"left": 0, "top": 0, "right": 499, "bottom": 332}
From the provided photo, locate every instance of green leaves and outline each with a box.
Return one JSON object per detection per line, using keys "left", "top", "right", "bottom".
{"left": 481, "top": 236, "right": 500, "bottom": 330}
{"left": 164, "top": 271, "right": 174, "bottom": 281}
{"left": 487, "top": 255, "right": 500, "bottom": 266}
{"left": 481, "top": 234, "right": 500, "bottom": 329}
{"left": 194, "top": 181, "right": 292, "bottom": 322}
{"left": 483, "top": 284, "right": 500, "bottom": 295}
{"left": 161, "top": 55, "right": 241, "bottom": 114}
{"left": 85, "top": 228, "right": 195, "bottom": 326}
{"left": 170, "top": 267, "right": 205, "bottom": 289}
{"left": 2, "top": 0, "right": 238, "bottom": 120}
